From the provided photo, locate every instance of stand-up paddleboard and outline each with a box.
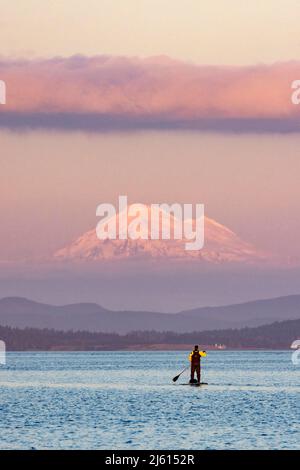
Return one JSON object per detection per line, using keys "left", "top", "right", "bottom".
{"left": 178, "top": 382, "right": 208, "bottom": 386}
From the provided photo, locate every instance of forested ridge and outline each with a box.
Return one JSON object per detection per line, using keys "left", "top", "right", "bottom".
{"left": 0, "top": 318, "right": 299, "bottom": 350}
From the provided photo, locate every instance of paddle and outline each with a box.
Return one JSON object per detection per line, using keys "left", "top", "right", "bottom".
{"left": 172, "top": 366, "right": 188, "bottom": 382}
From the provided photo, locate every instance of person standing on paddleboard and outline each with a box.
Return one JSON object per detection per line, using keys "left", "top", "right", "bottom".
{"left": 189, "top": 345, "right": 206, "bottom": 384}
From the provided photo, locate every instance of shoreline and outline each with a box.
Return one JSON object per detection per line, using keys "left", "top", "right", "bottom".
{"left": 4, "top": 347, "right": 291, "bottom": 352}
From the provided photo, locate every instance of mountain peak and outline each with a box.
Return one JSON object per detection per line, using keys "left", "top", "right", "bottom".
{"left": 54, "top": 209, "right": 267, "bottom": 264}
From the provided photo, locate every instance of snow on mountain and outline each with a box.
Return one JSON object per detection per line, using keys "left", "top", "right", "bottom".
{"left": 54, "top": 205, "right": 267, "bottom": 264}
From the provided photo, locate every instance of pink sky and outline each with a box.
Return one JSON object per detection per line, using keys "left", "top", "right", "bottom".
{"left": 0, "top": 56, "right": 299, "bottom": 263}
{"left": 0, "top": 130, "right": 300, "bottom": 262}
{"left": 0, "top": 2, "right": 300, "bottom": 308}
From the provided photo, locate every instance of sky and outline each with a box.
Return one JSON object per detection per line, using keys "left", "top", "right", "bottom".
{"left": 0, "top": 1, "right": 300, "bottom": 309}
{"left": 1, "top": 0, "right": 300, "bottom": 65}
{"left": 1, "top": 130, "right": 300, "bottom": 261}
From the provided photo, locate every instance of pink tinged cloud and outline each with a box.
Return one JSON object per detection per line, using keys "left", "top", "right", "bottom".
{"left": 0, "top": 55, "right": 299, "bottom": 130}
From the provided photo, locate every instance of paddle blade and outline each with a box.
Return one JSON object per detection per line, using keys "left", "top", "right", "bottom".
{"left": 172, "top": 366, "right": 188, "bottom": 382}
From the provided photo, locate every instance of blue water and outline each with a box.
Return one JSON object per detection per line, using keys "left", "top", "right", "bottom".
{"left": 0, "top": 351, "right": 299, "bottom": 449}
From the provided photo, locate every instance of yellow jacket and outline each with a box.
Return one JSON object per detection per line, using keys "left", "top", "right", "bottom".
{"left": 189, "top": 350, "right": 207, "bottom": 361}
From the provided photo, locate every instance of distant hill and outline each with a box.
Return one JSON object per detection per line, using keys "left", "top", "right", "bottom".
{"left": 0, "top": 295, "right": 300, "bottom": 333}
{"left": 0, "top": 318, "right": 299, "bottom": 350}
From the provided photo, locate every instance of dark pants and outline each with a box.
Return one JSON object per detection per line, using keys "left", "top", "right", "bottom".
{"left": 191, "top": 363, "right": 200, "bottom": 383}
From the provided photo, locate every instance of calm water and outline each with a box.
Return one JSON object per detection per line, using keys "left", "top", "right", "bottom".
{"left": 0, "top": 351, "right": 299, "bottom": 449}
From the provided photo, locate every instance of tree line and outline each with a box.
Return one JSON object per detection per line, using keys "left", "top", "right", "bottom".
{"left": 0, "top": 318, "right": 299, "bottom": 350}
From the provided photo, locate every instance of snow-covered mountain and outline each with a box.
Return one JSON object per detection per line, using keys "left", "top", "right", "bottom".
{"left": 54, "top": 206, "right": 267, "bottom": 264}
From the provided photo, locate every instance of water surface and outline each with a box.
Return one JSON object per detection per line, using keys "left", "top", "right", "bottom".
{"left": 0, "top": 351, "right": 299, "bottom": 449}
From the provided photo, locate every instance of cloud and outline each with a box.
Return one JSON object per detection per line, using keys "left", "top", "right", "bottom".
{"left": 0, "top": 55, "right": 299, "bottom": 132}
